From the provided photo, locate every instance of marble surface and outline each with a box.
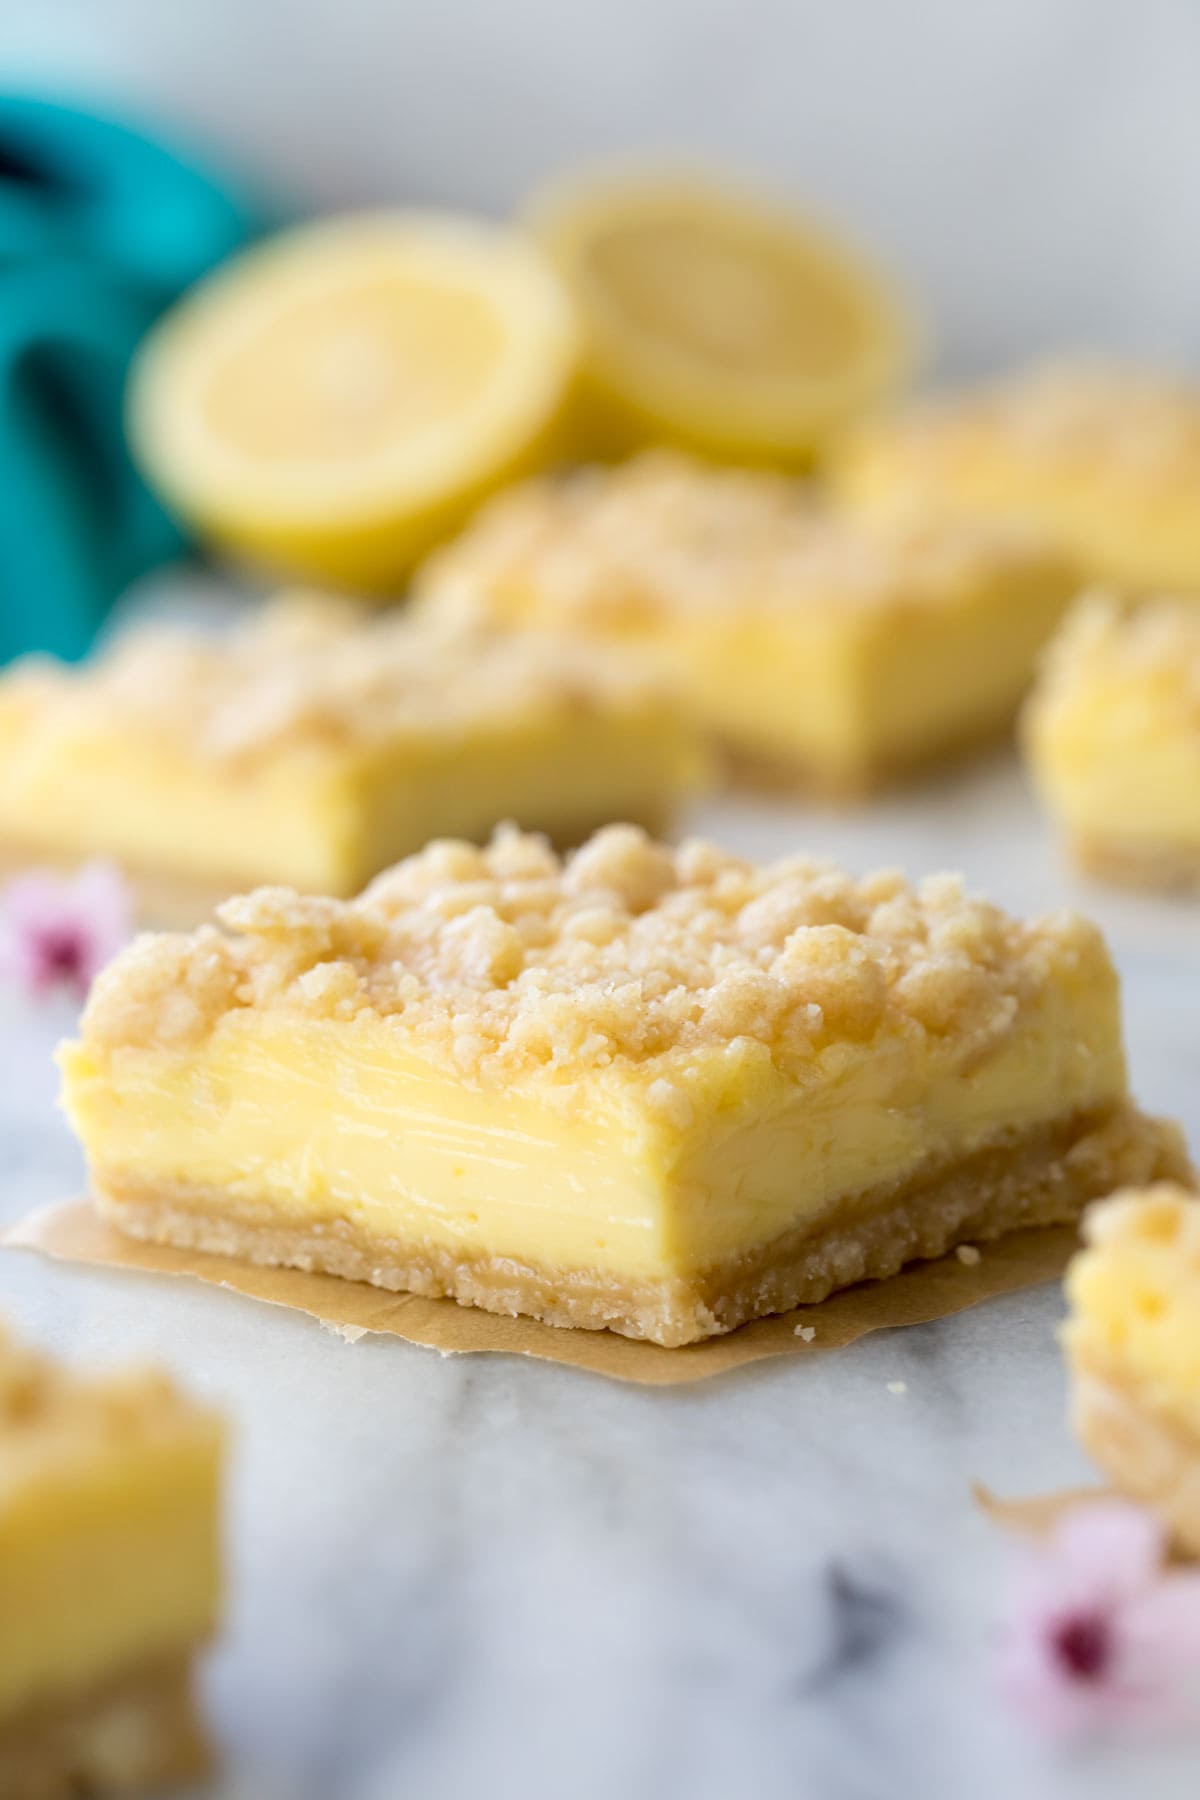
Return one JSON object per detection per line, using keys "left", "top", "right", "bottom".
{"left": 0, "top": 750, "right": 1197, "bottom": 1800}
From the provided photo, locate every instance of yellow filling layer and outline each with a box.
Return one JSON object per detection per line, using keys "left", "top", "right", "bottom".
{"left": 62, "top": 965, "right": 1125, "bottom": 1283}
{"left": 1028, "top": 688, "right": 1200, "bottom": 852}
{"left": 0, "top": 698, "right": 699, "bottom": 895}
{"left": 473, "top": 570, "right": 1072, "bottom": 781}
{"left": 0, "top": 1423, "right": 222, "bottom": 1723}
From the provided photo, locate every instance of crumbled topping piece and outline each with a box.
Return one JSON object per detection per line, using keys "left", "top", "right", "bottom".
{"left": 80, "top": 824, "right": 1113, "bottom": 1095}
{"left": 418, "top": 449, "right": 1066, "bottom": 627}
{"left": 858, "top": 362, "right": 1200, "bottom": 487}
{"left": 1082, "top": 1184, "right": 1200, "bottom": 1259}
{"left": 1028, "top": 591, "right": 1200, "bottom": 724}
{"left": 0, "top": 591, "right": 669, "bottom": 766}
{"left": 0, "top": 1321, "right": 214, "bottom": 1494}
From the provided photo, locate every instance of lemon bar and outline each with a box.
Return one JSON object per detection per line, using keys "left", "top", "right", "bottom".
{"left": 60, "top": 824, "right": 1187, "bottom": 1347}
{"left": 0, "top": 1323, "right": 223, "bottom": 1795}
{"left": 0, "top": 594, "right": 704, "bottom": 909}
{"left": 837, "top": 361, "right": 1200, "bottom": 592}
{"left": 1023, "top": 593, "right": 1200, "bottom": 891}
{"left": 417, "top": 452, "right": 1078, "bottom": 792}
{"left": 1065, "top": 1185, "right": 1200, "bottom": 1554}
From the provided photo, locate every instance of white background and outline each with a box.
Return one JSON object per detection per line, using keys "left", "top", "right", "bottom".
{"left": 7, "top": 0, "right": 1200, "bottom": 375}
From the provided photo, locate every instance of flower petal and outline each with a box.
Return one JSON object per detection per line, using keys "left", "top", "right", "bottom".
{"left": 1122, "top": 1575, "right": 1200, "bottom": 1670}
{"left": 1053, "top": 1500, "right": 1165, "bottom": 1605}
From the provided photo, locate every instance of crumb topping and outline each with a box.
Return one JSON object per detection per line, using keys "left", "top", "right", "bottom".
{"left": 417, "top": 449, "right": 1065, "bottom": 628}
{"left": 1028, "top": 591, "right": 1200, "bottom": 725}
{"left": 1082, "top": 1183, "right": 1200, "bottom": 1258}
{"left": 0, "top": 1322, "right": 216, "bottom": 1491}
{"left": 0, "top": 592, "right": 668, "bottom": 766}
{"left": 81, "top": 824, "right": 1111, "bottom": 1096}
{"left": 856, "top": 362, "right": 1200, "bottom": 487}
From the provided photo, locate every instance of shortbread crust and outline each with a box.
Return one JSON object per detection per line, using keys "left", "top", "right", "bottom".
{"left": 1072, "top": 838, "right": 1200, "bottom": 897}
{"left": 92, "top": 1100, "right": 1187, "bottom": 1347}
{"left": 0, "top": 1653, "right": 210, "bottom": 1800}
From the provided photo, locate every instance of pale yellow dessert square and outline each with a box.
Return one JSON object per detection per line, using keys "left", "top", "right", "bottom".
{"left": 60, "top": 824, "right": 1186, "bottom": 1347}
{"left": 836, "top": 361, "right": 1200, "bottom": 593}
{"left": 1064, "top": 1184, "right": 1200, "bottom": 1554}
{"left": 417, "top": 451, "right": 1079, "bottom": 792}
{"left": 1023, "top": 592, "right": 1200, "bottom": 890}
{"left": 0, "top": 593, "right": 706, "bottom": 902}
{"left": 0, "top": 1323, "right": 223, "bottom": 1795}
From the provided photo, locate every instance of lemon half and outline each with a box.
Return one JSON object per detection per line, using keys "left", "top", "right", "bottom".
{"left": 128, "top": 212, "right": 580, "bottom": 589}
{"left": 527, "top": 167, "right": 914, "bottom": 466}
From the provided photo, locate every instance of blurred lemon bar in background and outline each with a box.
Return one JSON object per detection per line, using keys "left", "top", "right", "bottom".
{"left": 0, "top": 595, "right": 706, "bottom": 910}
{"left": 61, "top": 824, "right": 1186, "bottom": 1347}
{"left": 527, "top": 165, "right": 913, "bottom": 465}
{"left": 418, "top": 451, "right": 1079, "bottom": 794}
{"left": 0, "top": 1323, "right": 223, "bottom": 1796}
{"left": 1023, "top": 592, "right": 1200, "bottom": 892}
{"left": 127, "top": 212, "right": 579, "bottom": 589}
{"left": 836, "top": 362, "right": 1200, "bottom": 592}
{"left": 1064, "top": 1185, "right": 1200, "bottom": 1556}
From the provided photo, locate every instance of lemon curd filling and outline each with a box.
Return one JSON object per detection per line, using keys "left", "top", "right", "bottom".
{"left": 836, "top": 361, "right": 1200, "bottom": 593}
{"left": 1023, "top": 593, "right": 1200, "bottom": 889}
{"left": 417, "top": 452, "right": 1079, "bottom": 791}
{"left": 0, "top": 593, "right": 705, "bottom": 905}
{"left": 0, "top": 1325, "right": 223, "bottom": 1792}
{"left": 60, "top": 826, "right": 1185, "bottom": 1347}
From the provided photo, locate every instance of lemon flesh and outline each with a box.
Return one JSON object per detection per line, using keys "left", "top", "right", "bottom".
{"left": 528, "top": 168, "right": 914, "bottom": 465}
{"left": 127, "top": 212, "right": 580, "bottom": 589}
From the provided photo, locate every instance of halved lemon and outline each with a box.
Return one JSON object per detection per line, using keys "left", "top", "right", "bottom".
{"left": 127, "top": 212, "right": 580, "bottom": 589}
{"left": 526, "top": 167, "right": 915, "bottom": 466}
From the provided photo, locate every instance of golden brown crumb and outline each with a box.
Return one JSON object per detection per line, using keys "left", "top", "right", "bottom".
{"left": 0, "top": 591, "right": 670, "bottom": 767}
{"left": 955, "top": 1243, "right": 982, "bottom": 1266}
{"left": 417, "top": 449, "right": 1067, "bottom": 626}
{"left": 80, "top": 824, "right": 1113, "bottom": 1097}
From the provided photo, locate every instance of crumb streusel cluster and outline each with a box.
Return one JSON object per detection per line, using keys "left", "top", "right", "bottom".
{"left": 83, "top": 825, "right": 1108, "bottom": 1105}
{"left": 1030, "top": 591, "right": 1200, "bottom": 719}
{"left": 417, "top": 449, "right": 1063, "bottom": 627}
{"left": 0, "top": 592, "right": 666, "bottom": 766}
{"left": 873, "top": 363, "right": 1200, "bottom": 482}
{"left": 1080, "top": 1183, "right": 1200, "bottom": 1262}
{"left": 0, "top": 1324, "right": 203, "bottom": 1481}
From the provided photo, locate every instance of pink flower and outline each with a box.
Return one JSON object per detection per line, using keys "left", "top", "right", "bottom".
{"left": 0, "top": 862, "right": 133, "bottom": 998}
{"left": 999, "top": 1499, "right": 1200, "bottom": 1735}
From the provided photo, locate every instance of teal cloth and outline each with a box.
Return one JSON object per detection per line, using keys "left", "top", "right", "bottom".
{"left": 0, "top": 97, "right": 263, "bottom": 662}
